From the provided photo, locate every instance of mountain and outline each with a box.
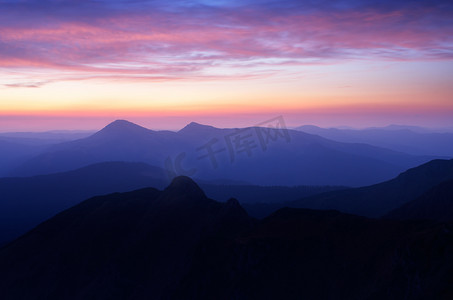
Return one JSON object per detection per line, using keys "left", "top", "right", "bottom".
{"left": 0, "top": 138, "right": 51, "bottom": 176}
{"left": 295, "top": 125, "right": 453, "bottom": 156}
{"left": 0, "top": 130, "right": 94, "bottom": 142}
{"left": 178, "top": 121, "right": 219, "bottom": 136}
{"left": 291, "top": 159, "right": 453, "bottom": 217}
{"left": 0, "top": 178, "right": 452, "bottom": 299}
{"left": 380, "top": 124, "right": 453, "bottom": 133}
{"left": 9, "top": 120, "right": 184, "bottom": 177}
{"left": 0, "top": 130, "right": 96, "bottom": 176}
{"left": 0, "top": 161, "right": 344, "bottom": 246}
{"left": 89, "top": 119, "right": 155, "bottom": 139}
{"left": 0, "top": 161, "right": 168, "bottom": 246}
{"left": 177, "top": 208, "right": 453, "bottom": 300}
{"left": 386, "top": 179, "right": 453, "bottom": 222}
{"left": 11, "top": 120, "right": 436, "bottom": 187}
{"left": 0, "top": 177, "right": 252, "bottom": 299}
{"left": 199, "top": 183, "right": 344, "bottom": 203}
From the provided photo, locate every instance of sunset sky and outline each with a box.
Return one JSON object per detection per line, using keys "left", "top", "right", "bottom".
{"left": 1, "top": 0, "right": 452, "bottom": 131}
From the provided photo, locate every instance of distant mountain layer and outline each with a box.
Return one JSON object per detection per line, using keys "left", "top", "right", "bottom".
{"left": 0, "top": 162, "right": 168, "bottom": 246}
{"left": 386, "top": 179, "right": 453, "bottom": 221}
{"left": 0, "top": 130, "right": 94, "bottom": 141}
{"left": 292, "top": 159, "right": 453, "bottom": 217}
{"left": 245, "top": 158, "right": 453, "bottom": 219}
{"left": 10, "top": 119, "right": 437, "bottom": 187}
{"left": 0, "top": 161, "right": 343, "bottom": 246}
{"left": 0, "top": 139, "right": 50, "bottom": 177}
{"left": 0, "top": 131, "right": 95, "bottom": 177}
{"left": 0, "top": 177, "right": 452, "bottom": 299}
{"left": 295, "top": 125, "right": 453, "bottom": 156}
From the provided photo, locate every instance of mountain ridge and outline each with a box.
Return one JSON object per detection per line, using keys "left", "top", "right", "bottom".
{"left": 0, "top": 160, "right": 346, "bottom": 245}
{"left": 295, "top": 124, "right": 453, "bottom": 156}
{"left": 9, "top": 120, "right": 437, "bottom": 187}
{"left": 385, "top": 179, "right": 453, "bottom": 221}
{"left": 291, "top": 158, "right": 453, "bottom": 217}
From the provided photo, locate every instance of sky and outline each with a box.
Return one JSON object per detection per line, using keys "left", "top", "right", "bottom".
{"left": 0, "top": 0, "right": 452, "bottom": 131}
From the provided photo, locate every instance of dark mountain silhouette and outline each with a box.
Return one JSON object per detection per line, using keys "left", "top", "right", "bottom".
{"left": 0, "top": 178, "right": 452, "bottom": 299}
{"left": 291, "top": 159, "right": 453, "bottom": 217}
{"left": 199, "top": 183, "right": 344, "bottom": 203}
{"left": 0, "top": 177, "right": 252, "bottom": 299}
{"left": 386, "top": 179, "right": 453, "bottom": 222}
{"left": 295, "top": 124, "right": 453, "bottom": 156}
{"left": 177, "top": 208, "right": 453, "bottom": 300}
{"left": 11, "top": 120, "right": 436, "bottom": 187}
{"left": 0, "top": 161, "right": 343, "bottom": 246}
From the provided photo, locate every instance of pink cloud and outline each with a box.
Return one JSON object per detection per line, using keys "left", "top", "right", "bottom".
{"left": 0, "top": 3, "right": 452, "bottom": 87}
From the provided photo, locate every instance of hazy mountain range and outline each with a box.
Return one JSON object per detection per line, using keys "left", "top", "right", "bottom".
{"left": 0, "top": 130, "right": 94, "bottom": 177}
{"left": 0, "top": 130, "right": 94, "bottom": 142}
{"left": 295, "top": 124, "right": 453, "bottom": 156}
{"left": 4, "top": 120, "right": 442, "bottom": 187}
{"left": 0, "top": 177, "right": 451, "bottom": 299}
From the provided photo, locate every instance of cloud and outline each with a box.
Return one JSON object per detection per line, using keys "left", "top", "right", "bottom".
{"left": 2, "top": 81, "right": 48, "bottom": 88}
{"left": 0, "top": 0, "right": 452, "bottom": 86}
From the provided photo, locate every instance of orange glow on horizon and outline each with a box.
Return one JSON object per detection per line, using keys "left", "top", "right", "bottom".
{"left": 0, "top": 1, "right": 452, "bottom": 131}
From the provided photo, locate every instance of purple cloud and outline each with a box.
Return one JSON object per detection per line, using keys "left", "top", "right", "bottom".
{"left": 0, "top": 0, "right": 452, "bottom": 86}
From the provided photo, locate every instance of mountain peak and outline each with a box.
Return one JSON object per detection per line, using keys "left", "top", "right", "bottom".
{"left": 159, "top": 176, "right": 208, "bottom": 205}
{"left": 178, "top": 122, "right": 216, "bottom": 134}
{"left": 169, "top": 175, "right": 198, "bottom": 188}
{"left": 226, "top": 198, "right": 241, "bottom": 209}
{"left": 104, "top": 119, "right": 145, "bottom": 130}
{"left": 93, "top": 120, "right": 153, "bottom": 138}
